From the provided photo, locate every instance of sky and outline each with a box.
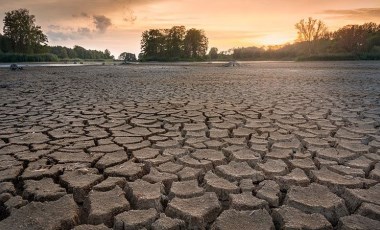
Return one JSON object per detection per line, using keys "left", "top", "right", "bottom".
{"left": 0, "top": 0, "right": 379, "bottom": 57}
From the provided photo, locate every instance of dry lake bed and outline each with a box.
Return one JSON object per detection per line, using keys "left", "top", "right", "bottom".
{"left": 0, "top": 61, "right": 379, "bottom": 229}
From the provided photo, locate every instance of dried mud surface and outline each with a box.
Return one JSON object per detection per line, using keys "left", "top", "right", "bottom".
{"left": 0, "top": 62, "right": 379, "bottom": 229}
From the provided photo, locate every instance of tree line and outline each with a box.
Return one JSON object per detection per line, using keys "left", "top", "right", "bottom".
{"left": 1, "top": 9, "right": 379, "bottom": 62}
{"left": 0, "top": 9, "right": 114, "bottom": 62}
{"left": 140, "top": 26, "right": 208, "bottom": 61}
{"left": 211, "top": 18, "right": 380, "bottom": 61}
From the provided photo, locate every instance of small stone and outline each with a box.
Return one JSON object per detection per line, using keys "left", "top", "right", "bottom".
{"left": 60, "top": 169, "right": 103, "bottom": 203}
{"left": 132, "top": 148, "right": 160, "bottom": 161}
{"left": 95, "top": 151, "right": 129, "bottom": 170}
{"left": 169, "top": 180, "right": 204, "bottom": 199}
{"left": 93, "top": 177, "right": 127, "bottom": 191}
{"left": 177, "top": 155, "right": 213, "bottom": 171}
{"left": 215, "top": 161, "right": 259, "bottom": 182}
{"left": 204, "top": 171, "right": 239, "bottom": 200}
{"left": 338, "top": 214, "right": 380, "bottom": 230}
{"left": 344, "top": 156, "right": 374, "bottom": 175}
{"left": 338, "top": 140, "right": 370, "bottom": 154}
{"left": 84, "top": 186, "right": 130, "bottom": 227}
{"left": 152, "top": 214, "right": 186, "bottom": 230}
{"left": 104, "top": 161, "right": 147, "bottom": 181}
{"left": 73, "top": 224, "right": 111, "bottom": 230}
{"left": 289, "top": 158, "right": 316, "bottom": 174}
{"left": 0, "top": 182, "right": 16, "bottom": 195}
{"left": 239, "top": 179, "right": 254, "bottom": 192}
{"left": 177, "top": 167, "right": 203, "bottom": 181}
{"left": 114, "top": 208, "right": 159, "bottom": 230}
{"left": 211, "top": 209, "right": 275, "bottom": 230}
{"left": 275, "top": 168, "right": 310, "bottom": 190}
{"left": 5, "top": 195, "right": 28, "bottom": 212}
{"left": 272, "top": 205, "right": 332, "bottom": 230}
{"left": 157, "top": 162, "right": 184, "bottom": 174}
{"left": 255, "top": 180, "right": 281, "bottom": 207}
{"left": 191, "top": 149, "right": 227, "bottom": 167}
{"left": 265, "top": 149, "right": 292, "bottom": 160}
{"left": 0, "top": 195, "right": 79, "bottom": 230}
{"left": 23, "top": 178, "right": 66, "bottom": 201}
{"left": 316, "top": 148, "right": 359, "bottom": 164}
{"left": 327, "top": 165, "right": 365, "bottom": 178}
{"left": 342, "top": 184, "right": 380, "bottom": 212}
{"left": 311, "top": 167, "right": 365, "bottom": 194}
{"left": 142, "top": 168, "right": 178, "bottom": 189}
{"left": 229, "top": 192, "right": 269, "bottom": 211}
{"left": 166, "top": 192, "right": 221, "bottom": 229}
{"left": 49, "top": 151, "right": 101, "bottom": 164}
{"left": 230, "top": 149, "right": 261, "bottom": 167}
{"left": 356, "top": 202, "right": 380, "bottom": 221}
{"left": 0, "top": 166, "right": 23, "bottom": 182}
{"left": 257, "top": 159, "right": 288, "bottom": 179}
{"left": 285, "top": 183, "right": 349, "bottom": 225}
{"left": 124, "top": 179, "right": 164, "bottom": 211}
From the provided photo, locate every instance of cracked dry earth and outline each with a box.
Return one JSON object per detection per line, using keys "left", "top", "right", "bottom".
{"left": 0, "top": 61, "right": 379, "bottom": 230}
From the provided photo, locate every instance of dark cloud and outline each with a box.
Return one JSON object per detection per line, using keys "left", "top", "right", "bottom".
{"left": 93, "top": 15, "right": 112, "bottom": 33}
{"left": 47, "top": 24, "right": 61, "bottom": 30}
{"left": 0, "top": 0, "right": 169, "bottom": 23}
{"left": 72, "top": 12, "right": 90, "bottom": 18}
{"left": 47, "top": 27, "right": 92, "bottom": 41}
{"left": 123, "top": 8, "right": 137, "bottom": 24}
{"left": 322, "top": 8, "right": 380, "bottom": 20}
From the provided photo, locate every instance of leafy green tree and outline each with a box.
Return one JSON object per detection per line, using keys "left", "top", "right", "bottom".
{"left": 166, "top": 26, "right": 186, "bottom": 58}
{"left": 0, "top": 33, "right": 12, "bottom": 53}
{"left": 141, "top": 29, "right": 166, "bottom": 59}
{"left": 208, "top": 47, "right": 218, "bottom": 60}
{"left": 3, "top": 8, "right": 48, "bottom": 53}
{"left": 295, "top": 17, "right": 328, "bottom": 55}
{"left": 104, "top": 49, "right": 113, "bottom": 59}
{"left": 333, "top": 22, "right": 380, "bottom": 53}
{"left": 119, "top": 52, "right": 136, "bottom": 62}
{"left": 184, "top": 28, "right": 208, "bottom": 58}
{"left": 50, "top": 46, "right": 69, "bottom": 59}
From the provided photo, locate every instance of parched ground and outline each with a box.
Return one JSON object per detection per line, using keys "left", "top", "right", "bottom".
{"left": 0, "top": 62, "right": 379, "bottom": 230}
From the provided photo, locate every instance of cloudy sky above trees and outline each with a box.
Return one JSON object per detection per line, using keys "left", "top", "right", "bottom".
{"left": 0, "top": 0, "right": 379, "bottom": 56}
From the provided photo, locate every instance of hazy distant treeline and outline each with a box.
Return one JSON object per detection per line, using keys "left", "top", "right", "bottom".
{"left": 213, "top": 20, "right": 380, "bottom": 61}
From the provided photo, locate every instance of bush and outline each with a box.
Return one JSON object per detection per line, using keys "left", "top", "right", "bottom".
{"left": 296, "top": 53, "right": 358, "bottom": 61}
{"left": 0, "top": 53, "right": 59, "bottom": 62}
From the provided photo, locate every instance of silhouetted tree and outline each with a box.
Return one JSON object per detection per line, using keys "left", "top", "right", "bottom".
{"left": 104, "top": 49, "right": 113, "bottom": 59}
{"left": 209, "top": 47, "right": 218, "bottom": 60}
{"left": 166, "top": 26, "right": 186, "bottom": 58}
{"left": 0, "top": 33, "right": 12, "bottom": 53}
{"left": 119, "top": 52, "right": 136, "bottom": 62}
{"left": 295, "top": 17, "right": 328, "bottom": 55}
{"left": 3, "top": 9, "right": 48, "bottom": 53}
{"left": 141, "top": 29, "right": 166, "bottom": 59}
{"left": 184, "top": 28, "right": 208, "bottom": 58}
{"left": 333, "top": 22, "right": 380, "bottom": 53}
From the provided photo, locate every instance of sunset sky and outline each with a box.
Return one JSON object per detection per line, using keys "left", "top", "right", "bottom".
{"left": 0, "top": 0, "right": 379, "bottom": 57}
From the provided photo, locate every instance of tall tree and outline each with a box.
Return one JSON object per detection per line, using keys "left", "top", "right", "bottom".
{"left": 209, "top": 47, "right": 218, "bottom": 60}
{"left": 0, "top": 33, "right": 12, "bottom": 53}
{"left": 333, "top": 23, "right": 380, "bottom": 53}
{"left": 141, "top": 29, "right": 166, "bottom": 59}
{"left": 295, "top": 17, "right": 328, "bottom": 55}
{"left": 119, "top": 52, "right": 137, "bottom": 62}
{"left": 104, "top": 49, "right": 113, "bottom": 59}
{"left": 166, "top": 26, "right": 186, "bottom": 58}
{"left": 3, "top": 9, "right": 48, "bottom": 53}
{"left": 184, "top": 28, "right": 208, "bottom": 58}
